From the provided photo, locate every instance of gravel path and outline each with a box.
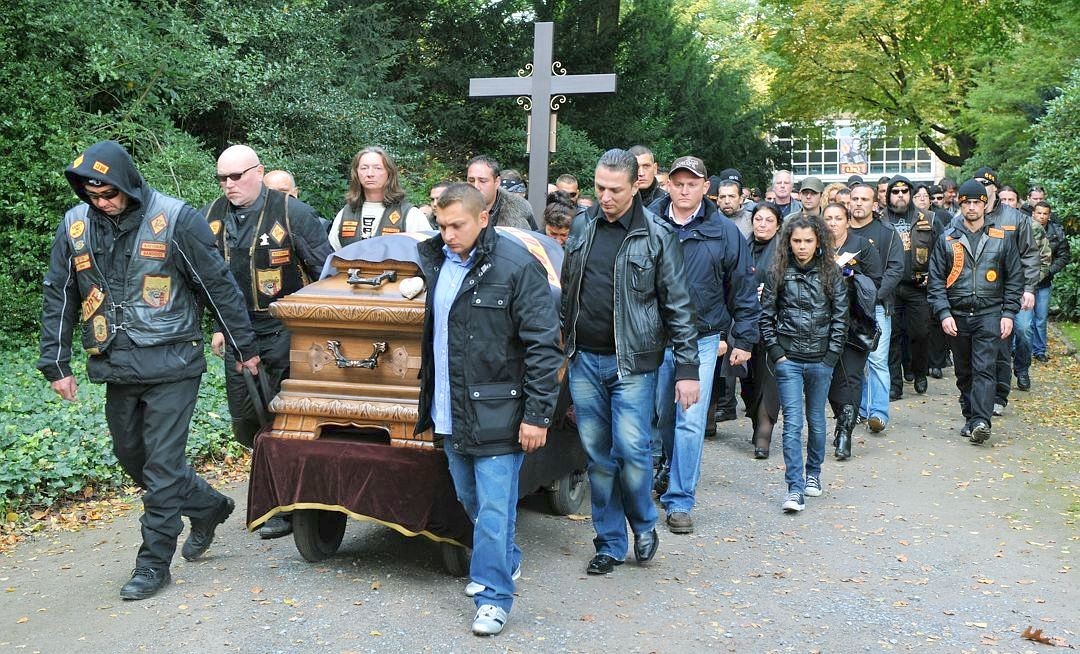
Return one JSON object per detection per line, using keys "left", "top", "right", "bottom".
{"left": 2, "top": 365, "right": 1075, "bottom": 653}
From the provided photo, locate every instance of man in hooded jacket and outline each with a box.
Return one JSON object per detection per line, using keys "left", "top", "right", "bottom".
{"left": 38, "top": 141, "right": 261, "bottom": 600}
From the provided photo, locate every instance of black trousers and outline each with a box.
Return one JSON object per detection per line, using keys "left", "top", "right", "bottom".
{"left": 105, "top": 377, "right": 226, "bottom": 569}
{"left": 889, "top": 284, "right": 930, "bottom": 392}
{"left": 828, "top": 344, "right": 870, "bottom": 416}
{"left": 224, "top": 329, "right": 291, "bottom": 447}
{"left": 994, "top": 336, "right": 1012, "bottom": 406}
{"left": 948, "top": 314, "right": 1002, "bottom": 428}
{"left": 928, "top": 318, "right": 950, "bottom": 368}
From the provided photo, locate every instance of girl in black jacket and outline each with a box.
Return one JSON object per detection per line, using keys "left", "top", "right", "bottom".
{"left": 823, "top": 202, "right": 882, "bottom": 460}
{"left": 760, "top": 214, "right": 848, "bottom": 513}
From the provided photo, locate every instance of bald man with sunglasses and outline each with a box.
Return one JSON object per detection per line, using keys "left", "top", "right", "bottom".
{"left": 200, "top": 145, "right": 332, "bottom": 538}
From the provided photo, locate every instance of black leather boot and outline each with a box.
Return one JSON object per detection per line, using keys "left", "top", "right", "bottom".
{"left": 835, "top": 404, "right": 855, "bottom": 460}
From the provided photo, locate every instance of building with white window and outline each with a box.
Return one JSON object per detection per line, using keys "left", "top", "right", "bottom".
{"left": 773, "top": 119, "right": 946, "bottom": 186}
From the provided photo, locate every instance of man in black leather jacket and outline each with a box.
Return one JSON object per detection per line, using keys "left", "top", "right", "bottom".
{"left": 928, "top": 179, "right": 1023, "bottom": 446}
{"left": 415, "top": 183, "right": 562, "bottom": 636}
{"left": 562, "top": 149, "right": 700, "bottom": 576}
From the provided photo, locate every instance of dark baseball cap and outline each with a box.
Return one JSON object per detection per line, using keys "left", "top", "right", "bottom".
{"left": 669, "top": 156, "right": 707, "bottom": 178}
{"left": 716, "top": 167, "right": 743, "bottom": 187}
{"left": 972, "top": 166, "right": 999, "bottom": 188}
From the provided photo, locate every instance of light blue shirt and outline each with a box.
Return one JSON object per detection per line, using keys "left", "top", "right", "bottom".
{"left": 432, "top": 244, "right": 475, "bottom": 435}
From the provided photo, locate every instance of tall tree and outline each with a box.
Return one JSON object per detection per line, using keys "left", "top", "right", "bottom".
{"left": 761, "top": 0, "right": 1054, "bottom": 167}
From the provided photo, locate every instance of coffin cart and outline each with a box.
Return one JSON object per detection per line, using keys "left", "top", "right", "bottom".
{"left": 245, "top": 230, "right": 588, "bottom": 574}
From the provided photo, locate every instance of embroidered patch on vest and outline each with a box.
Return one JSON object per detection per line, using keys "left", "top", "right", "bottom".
{"left": 270, "top": 222, "right": 286, "bottom": 245}
{"left": 139, "top": 241, "right": 167, "bottom": 259}
{"left": 81, "top": 285, "right": 105, "bottom": 321}
{"left": 1002, "top": 225, "right": 1016, "bottom": 231}
{"left": 256, "top": 268, "right": 283, "bottom": 296}
{"left": 209, "top": 220, "right": 222, "bottom": 236}
{"left": 341, "top": 220, "right": 358, "bottom": 238}
{"left": 946, "top": 241, "right": 965, "bottom": 288}
{"left": 92, "top": 161, "right": 109, "bottom": 175}
{"left": 388, "top": 210, "right": 401, "bottom": 225}
{"left": 72, "top": 154, "right": 84, "bottom": 168}
{"left": 73, "top": 239, "right": 85, "bottom": 252}
{"left": 93, "top": 315, "right": 108, "bottom": 342}
{"left": 986, "top": 270, "right": 998, "bottom": 282}
{"left": 74, "top": 253, "right": 91, "bottom": 271}
{"left": 69, "top": 220, "right": 85, "bottom": 239}
{"left": 270, "top": 248, "right": 291, "bottom": 265}
{"left": 150, "top": 213, "right": 167, "bottom": 235}
{"left": 915, "top": 248, "right": 928, "bottom": 266}
{"left": 988, "top": 228, "right": 1005, "bottom": 238}
{"left": 381, "top": 227, "right": 401, "bottom": 234}
{"left": 141, "top": 275, "right": 171, "bottom": 308}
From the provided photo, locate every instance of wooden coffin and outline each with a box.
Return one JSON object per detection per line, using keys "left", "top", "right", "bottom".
{"left": 267, "top": 255, "right": 431, "bottom": 448}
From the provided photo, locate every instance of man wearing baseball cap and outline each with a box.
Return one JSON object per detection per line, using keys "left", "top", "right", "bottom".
{"left": 972, "top": 167, "right": 1039, "bottom": 413}
{"left": 928, "top": 179, "right": 1022, "bottom": 445}
{"left": 649, "top": 156, "right": 759, "bottom": 534}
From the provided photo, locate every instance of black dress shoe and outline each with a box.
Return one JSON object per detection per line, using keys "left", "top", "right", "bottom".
{"left": 889, "top": 390, "right": 902, "bottom": 401}
{"left": 753, "top": 448, "right": 769, "bottom": 460}
{"left": 929, "top": 367, "right": 943, "bottom": 379}
{"left": 904, "top": 371, "right": 914, "bottom": 382}
{"left": 633, "top": 528, "right": 659, "bottom": 563}
{"left": 258, "top": 513, "right": 293, "bottom": 540}
{"left": 1016, "top": 373, "right": 1031, "bottom": 391}
{"left": 914, "top": 377, "right": 928, "bottom": 394}
{"left": 586, "top": 554, "right": 623, "bottom": 575}
{"left": 182, "top": 496, "right": 235, "bottom": 561}
{"left": 120, "top": 566, "right": 171, "bottom": 600}
{"left": 715, "top": 408, "right": 737, "bottom": 423}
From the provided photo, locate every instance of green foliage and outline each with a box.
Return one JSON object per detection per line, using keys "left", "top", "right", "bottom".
{"left": 1051, "top": 236, "right": 1080, "bottom": 322}
{"left": 0, "top": 344, "right": 237, "bottom": 518}
{"left": 1026, "top": 62, "right": 1080, "bottom": 230}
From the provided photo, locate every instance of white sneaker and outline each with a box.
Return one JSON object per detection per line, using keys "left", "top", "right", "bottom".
{"left": 472, "top": 604, "right": 508, "bottom": 636}
{"left": 993, "top": 403, "right": 1005, "bottom": 416}
{"left": 464, "top": 566, "right": 521, "bottom": 597}
{"left": 782, "top": 492, "right": 805, "bottom": 513}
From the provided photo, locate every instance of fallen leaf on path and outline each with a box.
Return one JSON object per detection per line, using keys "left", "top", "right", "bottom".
{"left": 566, "top": 514, "right": 590, "bottom": 521}
{"left": 371, "top": 580, "right": 381, "bottom": 591}
{"left": 16, "top": 617, "right": 28, "bottom": 624}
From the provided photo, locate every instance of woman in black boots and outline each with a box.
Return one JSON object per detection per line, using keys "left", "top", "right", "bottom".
{"left": 740, "top": 202, "right": 783, "bottom": 459}
{"left": 822, "top": 202, "right": 882, "bottom": 460}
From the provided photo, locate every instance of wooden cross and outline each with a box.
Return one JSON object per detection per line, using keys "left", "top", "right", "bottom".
{"left": 470, "top": 22, "right": 617, "bottom": 221}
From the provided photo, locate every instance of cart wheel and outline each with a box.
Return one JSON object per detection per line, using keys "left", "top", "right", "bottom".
{"left": 440, "top": 542, "right": 470, "bottom": 577}
{"left": 292, "top": 509, "right": 347, "bottom": 562}
{"left": 546, "top": 469, "right": 588, "bottom": 515}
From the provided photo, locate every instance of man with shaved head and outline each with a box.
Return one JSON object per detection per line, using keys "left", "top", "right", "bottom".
{"left": 263, "top": 169, "right": 299, "bottom": 198}
{"left": 201, "top": 145, "right": 332, "bottom": 539}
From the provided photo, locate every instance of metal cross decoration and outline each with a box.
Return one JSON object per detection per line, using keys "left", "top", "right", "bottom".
{"left": 470, "top": 22, "right": 617, "bottom": 220}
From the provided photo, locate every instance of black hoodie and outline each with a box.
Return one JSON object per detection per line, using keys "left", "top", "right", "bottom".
{"left": 39, "top": 141, "right": 257, "bottom": 384}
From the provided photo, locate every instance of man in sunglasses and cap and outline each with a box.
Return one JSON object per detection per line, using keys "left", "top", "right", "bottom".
{"left": 39, "top": 141, "right": 262, "bottom": 599}
{"left": 201, "top": 145, "right": 332, "bottom": 538}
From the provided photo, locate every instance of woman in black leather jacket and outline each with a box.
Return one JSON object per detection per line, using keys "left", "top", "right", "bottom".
{"left": 822, "top": 202, "right": 881, "bottom": 460}
{"left": 740, "top": 202, "right": 782, "bottom": 459}
{"left": 760, "top": 213, "right": 848, "bottom": 513}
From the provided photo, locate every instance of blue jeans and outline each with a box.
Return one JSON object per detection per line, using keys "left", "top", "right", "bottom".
{"left": 653, "top": 333, "right": 720, "bottom": 514}
{"left": 1032, "top": 286, "right": 1051, "bottom": 357}
{"left": 1013, "top": 308, "right": 1033, "bottom": 375}
{"left": 774, "top": 358, "right": 833, "bottom": 495}
{"left": 569, "top": 351, "right": 658, "bottom": 559}
{"left": 860, "top": 304, "right": 892, "bottom": 422}
{"left": 444, "top": 447, "right": 524, "bottom": 613}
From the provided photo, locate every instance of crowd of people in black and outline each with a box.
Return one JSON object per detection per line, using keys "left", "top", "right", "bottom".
{"left": 39, "top": 140, "right": 1069, "bottom": 636}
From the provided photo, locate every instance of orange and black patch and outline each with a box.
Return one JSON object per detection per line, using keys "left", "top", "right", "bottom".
{"left": 270, "top": 248, "right": 291, "bottom": 265}
{"left": 74, "top": 253, "right": 92, "bottom": 271}
{"left": 139, "top": 241, "right": 167, "bottom": 260}
{"left": 341, "top": 220, "right": 358, "bottom": 238}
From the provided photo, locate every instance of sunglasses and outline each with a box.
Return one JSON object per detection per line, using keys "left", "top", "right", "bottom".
{"left": 932, "top": 194, "right": 944, "bottom": 200}
{"left": 890, "top": 188, "right": 910, "bottom": 195}
{"left": 216, "top": 164, "right": 259, "bottom": 183}
{"left": 85, "top": 187, "right": 120, "bottom": 201}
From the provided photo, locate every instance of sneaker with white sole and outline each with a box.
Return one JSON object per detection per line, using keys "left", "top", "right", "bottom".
{"left": 992, "top": 403, "right": 1005, "bottom": 416}
{"left": 465, "top": 566, "right": 521, "bottom": 597}
{"left": 472, "top": 604, "right": 508, "bottom": 636}
{"left": 804, "top": 476, "right": 823, "bottom": 497}
{"left": 867, "top": 416, "right": 886, "bottom": 433}
{"left": 782, "top": 492, "right": 805, "bottom": 513}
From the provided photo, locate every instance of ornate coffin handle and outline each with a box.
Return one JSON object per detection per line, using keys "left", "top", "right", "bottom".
{"left": 347, "top": 269, "right": 398, "bottom": 287}
{"left": 327, "top": 340, "right": 387, "bottom": 369}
